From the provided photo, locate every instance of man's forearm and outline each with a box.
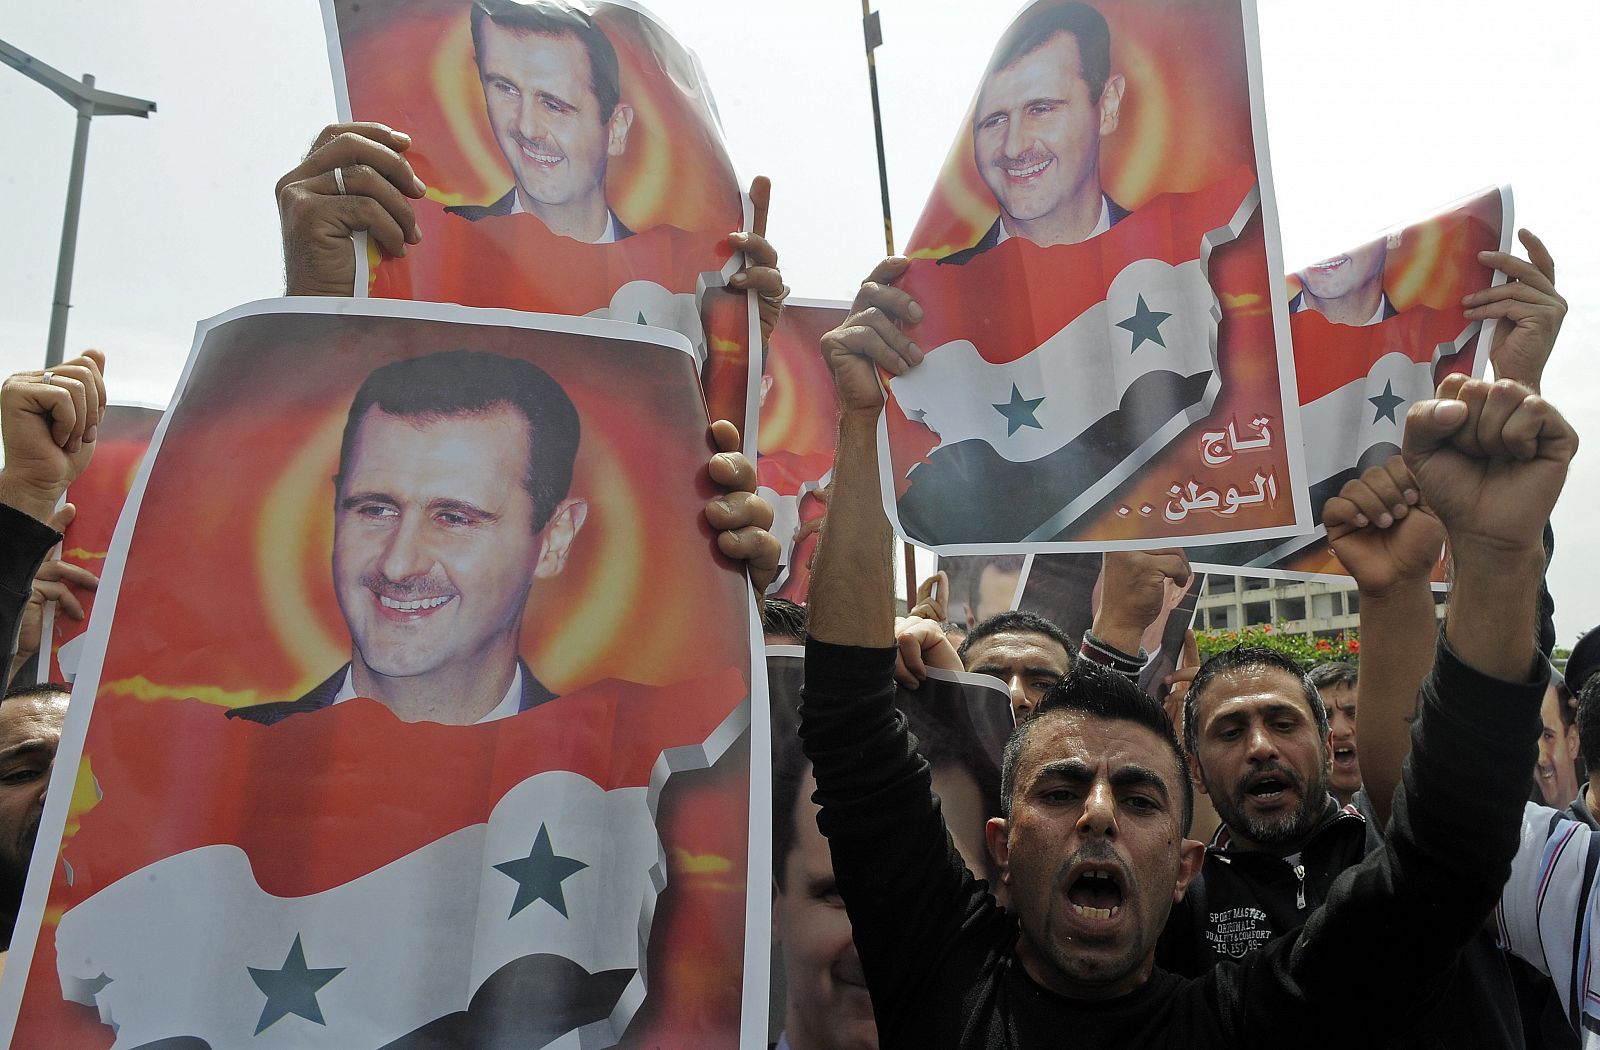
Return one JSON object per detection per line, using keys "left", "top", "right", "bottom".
{"left": 1355, "top": 577, "right": 1438, "bottom": 826}
{"left": 1445, "top": 547, "right": 1546, "bottom": 684}
{"left": 806, "top": 408, "right": 896, "bottom": 648}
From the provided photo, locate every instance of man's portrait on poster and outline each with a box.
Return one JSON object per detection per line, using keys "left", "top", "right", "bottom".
{"left": 229, "top": 349, "right": 585, "bottom": 727}
{"left": 449, "top": 0, "right": 636, "bottom": 243}
{"left": 943, "top": 0, "right": 1128, "bottom": 264}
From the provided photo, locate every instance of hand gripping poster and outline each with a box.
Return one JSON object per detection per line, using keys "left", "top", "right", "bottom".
{"left": 877, "top": 0, "right": 1309, "bottom": 554}
{"left": 1187, "top": 185, "right": 1513, "bottom": 584}
{"left": 764, "top": 646, "right": 1013, "bottom": 1049}
{"left": 755, "top": 300, "right": 848, "bottom": 603}
{"left": 0, "top": 301, "right": 767, "bottom": 1049}
{"left": 1013, "top": 553, "right": 1204, "bottom": 699}
{"left": 322, "top": 0, "right": 760, "bottom": 444}
{"left": 34, "top": 404, "right": 163, "bottom": 686}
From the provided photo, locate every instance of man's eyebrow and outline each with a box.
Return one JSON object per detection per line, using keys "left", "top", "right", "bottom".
{"left": 429, "top": 498, "right": 499, "bottom": 522}
{"left": 0, "top": 740, "right": 52, "bottom": 764}
{"left": 1033, "top": 759, "right": 1170, "bottom": 798}
{"left": 534, "top": 89, "right": 579, "bottom": 112}
{"left": 339, "top": 490, "right": 397, "bottom": 510}
{"left": 970, "top": 663, "right": 1062, "bottom": 679}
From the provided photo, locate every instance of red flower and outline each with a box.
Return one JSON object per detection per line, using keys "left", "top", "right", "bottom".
{"left": 1263, "top": 625, "right": 1274, "bottom": 633}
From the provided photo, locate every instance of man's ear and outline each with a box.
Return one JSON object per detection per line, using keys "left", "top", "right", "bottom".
{"left": 985, "top": 816, "right": 1011, "bottom": 883}
{"left": 1098, "top": 73, "right": 1126, "bottom": 136}
{"left": 607, "top": 104, "right": 635, "bottom": 157}
{"left": 535, "top": 497, "right": 589, "bottom": 579}
{"left": 1566, "top": 725, "right": 1581, "bottom": 762}
{"left": 1187, "top": 751, "right": 1209, "bottom": 795}
{"left": 759, "top": 372, "right": 774, "bottom": 408}
{"left": 1172, "top": 837, "right": 1205, "bottom": 901}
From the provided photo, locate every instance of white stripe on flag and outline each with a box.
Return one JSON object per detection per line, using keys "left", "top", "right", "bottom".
{"left": 56, "top": 770, "right": 660, "bottom": 1049}
{"left": 1298, "top": 351, "right": 1438, "bottom": 484}
{"left": 887, "top": 256, "right": 1218, "bottom": 464}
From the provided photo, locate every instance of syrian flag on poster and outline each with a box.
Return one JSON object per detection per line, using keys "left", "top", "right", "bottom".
{"left": 38, "top": 672, "right": 749, "bottom": 1048}
{"left": 880, "top": 169, "right": 1260, "bottom": 549}
{"left": 1188, "top": 307, "right": 1490, "bottom": 573}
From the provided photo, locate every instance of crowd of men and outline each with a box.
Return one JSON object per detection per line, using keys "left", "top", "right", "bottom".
{"left": 1, "top": 0, "right": 1597, "bottom": 1046}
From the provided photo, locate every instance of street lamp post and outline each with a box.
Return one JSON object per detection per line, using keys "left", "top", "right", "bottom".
{"left": 1, "top": 39, "right": 156, "bottom": 368}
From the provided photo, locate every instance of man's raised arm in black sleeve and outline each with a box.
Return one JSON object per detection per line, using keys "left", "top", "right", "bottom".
{"left": 1228, "top": 376, "right": 1574, "bottom": 1038}
{"left": 800, "top": 258, "right": 1016, "bottom": 1039}
{"left": 0, "top": 352, "right": 107, "bottom": 687}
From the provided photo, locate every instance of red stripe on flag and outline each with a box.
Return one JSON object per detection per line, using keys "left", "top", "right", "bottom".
{"left": 1290, "top": 306, "right": 1471, "bottom": 404}
{"left": 55, "top": 669, "right": 747, "bottom": 905}
{"left": 895, "top": 166, "right": 1257, "bottom": 366}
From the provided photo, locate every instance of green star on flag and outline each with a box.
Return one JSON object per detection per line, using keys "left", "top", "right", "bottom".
{"left": 247, "top": 934, "right": 345, "bottom": 1035}
{"left": 993, "top": 384, "right": 1046, "bottom": 437}
{"left": 1368, "top": 380, "right": 1405, "bottom": 424}
{"left": 1116, "top": 295, "right": 1172, "bottom": 353}
{"left": 494, "top": 824, "right": 589, "bottom": 919}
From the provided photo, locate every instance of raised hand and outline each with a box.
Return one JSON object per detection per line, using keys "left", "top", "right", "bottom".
{"left": 1092, "top": 548, "right": 1191, "bottom": 657}
{"left": 728, "top": 176, "right": 785, "bottom": 348}
{"left": 277, "top": 123, "right": 427, "bottom": 296}
{"left": 8, "top": 505, "right": 99, "bottom": 686}
{"left": 1464, "top": 230, "right": 1564, "bottom": 394}
{"left": 907, "top": 570, "right": 950, "bottom": 623}
{"left": 0, "top": 351, "right": 108, "bottom": 523}
{"left": 819, "top": 257, "right": 925, "bottom": 415}
{"left": 705, "top": 420, "right": 781, "bottom": 595}
{"left": 893, "top": 615, "right": 963, "bottom": 690}
{"left": 1402, "top": 376, "right": 1576, "bottom": 565}
{"left": 1324, "top": 456, "right": 1445, "bottom": 597}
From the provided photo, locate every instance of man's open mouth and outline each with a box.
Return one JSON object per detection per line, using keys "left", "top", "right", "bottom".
{"left": 1065, "top": 867, "right": 1125, "bottom": 921}
{"left": 1332, "top": 746, "right": 1358, "bottom": 771}
{"left": 1244, "top": 770, "right": 1296, "bottom": 805}
{"left": 1308, "top": 255, "right": 1350, "bottom": 273}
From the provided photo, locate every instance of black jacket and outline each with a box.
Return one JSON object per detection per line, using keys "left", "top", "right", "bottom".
{"left": 0, "top": 502, "right": 61, "bottom": 681}
{"left": 1160, "top": 797, "right": 1529, "bottom": 1048}
{"left": 799, "top": 637, "right": 1545, "bottom": 1048}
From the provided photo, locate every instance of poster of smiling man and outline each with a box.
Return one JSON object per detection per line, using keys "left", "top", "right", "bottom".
{"left": 0, "top": 300, "right": 765, "bottom": 1049}
{"left": 877, "top": 0, "right": 1309, "bottom": 554}
{"left": 1187, "top": 185, "right": 1513, "bottom": 584}
{"left": 322, "top": 0, "right": 760, "bottom": 440}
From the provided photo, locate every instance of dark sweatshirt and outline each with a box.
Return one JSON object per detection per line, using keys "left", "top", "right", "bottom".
{"left": 800, "top": 637, "right": 1545, "bottom": 1048}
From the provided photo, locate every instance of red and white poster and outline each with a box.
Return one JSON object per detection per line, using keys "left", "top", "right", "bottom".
{"left": 755, "top": 299, "right": 847, "bottom": 603}
{"left": 877, "top": 0, "right": 1308, "bottom": 554}
{"left": 0, "top": 300, "right": 765, "bottom": 1048}
{"left": 1187, "top": 185, "right": 1512, "bottom": 584}
{"left": 322, "top": 0, "right": 760, "bottom": 445}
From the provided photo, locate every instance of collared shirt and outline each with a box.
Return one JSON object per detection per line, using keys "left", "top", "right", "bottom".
{"left": 332, "top": 667, "right": 523, "bottom": 724}
{"left": 995, "top": 194, "right": 1113, "bottom": 246}
{"left": 508, "top": 194, "right": 621, "bottom": 244}
{"left": 1291, "top": 289, "right": 1394, "bottom": 327}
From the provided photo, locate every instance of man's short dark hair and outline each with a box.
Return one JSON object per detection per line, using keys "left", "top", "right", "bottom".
{"left": 337, "top": 350, "right": 580, "bottom": 533}
{"left": 2, "top": 683, "right": 70, "bottom": 703}
{"left": 761, "top": 597, "right": 807, "bottom": 644}
{"left": 1184, "top": 646, "right": 1328, "bottom": 759}
{"left": 471, "top": 0, "right": 623, "bottom": 121}
{"left": 1576, "top": 674, "right": 1600, "bottom": 772}
{"left": 1308, "top": 661, "right": 1358, "bottom": 695}
{"left": 1001, "top": 660, "right": 1193, "bottom": 833}
{"left": 959, "top": 610, "right": 1075, "bottom": 665}
{"left": 987, "top": 1, "right": 1112, "bottom": 102}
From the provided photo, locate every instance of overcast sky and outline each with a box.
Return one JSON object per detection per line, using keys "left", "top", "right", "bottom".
{"left": 3, "top": 0, "right": 1597, "bottom": 643}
